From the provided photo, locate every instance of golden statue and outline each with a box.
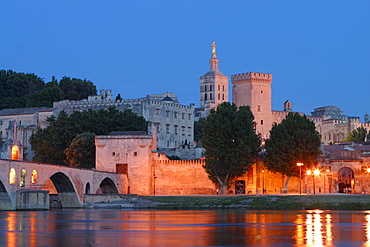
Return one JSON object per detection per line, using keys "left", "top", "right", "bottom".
{"left": 211, "top": 41, "right": 216, "bottom": 58}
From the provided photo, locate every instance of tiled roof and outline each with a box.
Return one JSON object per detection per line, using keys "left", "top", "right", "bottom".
{"left": 0, "top": 107, "right": 54, "bottom": 116}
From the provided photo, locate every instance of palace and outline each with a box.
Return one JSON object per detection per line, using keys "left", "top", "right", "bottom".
{"left": 1, "top": 43, "right": 370, "bottom": 197}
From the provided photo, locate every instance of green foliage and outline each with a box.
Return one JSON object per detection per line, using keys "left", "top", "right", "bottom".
{"left": 344, "top": 127, "right": 369, "bottom": 142}
{"left": 202, "top": 102, "right": 260, "bottom": 193}
{"left": 0, "top": 70, "right": 98, "bottom": 109}
{"left": 65, "top": 132, "right": 96, "bottom": 168}
{"left": 30, "top": 107, "right": 147, "bottom": 166}
{"left": 59, "top": 76, "right": 97, "bottom": 101}
{"left": 194, "top": 117, "right": 206, "bottom": 142}
{"left": 264, "top": 112, "right": 321, "bottom": 177}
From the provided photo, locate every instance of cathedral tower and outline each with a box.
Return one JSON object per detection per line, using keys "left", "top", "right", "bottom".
{"left": 231, "top": 72, "right": 273, "bottom": 140}
{"left": 199, "top": 42, "right": 229, "bottom": 116}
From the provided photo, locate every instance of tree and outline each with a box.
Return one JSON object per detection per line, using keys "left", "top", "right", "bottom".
{"left": 30, "top": 107, "right": 147, "bottom": 166}
{"left": 194, "top": 117, "right": 206, "bottom": 142}
{"left": 202, "top": 102, "right": 260, "bottom": 194}
{"left": 65, "top": 132, "right": 96, "bottom": 168}
{"left": 59, "top": 76, "right": 97, "bottom": 100}
{"left": 344, "top": 127, "right": 369, "bottom": 142}
{"left": 26, "top": 86, "right": 64, "bottom": 107}
{"left": 264, "top": 112, "right": 321, "bottom": 192}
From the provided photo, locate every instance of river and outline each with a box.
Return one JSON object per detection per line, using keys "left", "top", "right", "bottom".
{"left": 1, "top": 209, "right": 370, "bottom": 246}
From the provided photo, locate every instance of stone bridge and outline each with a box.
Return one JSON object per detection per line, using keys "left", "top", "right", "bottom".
{"left": 0, "top": 159, "right": 126, "bottom": 210}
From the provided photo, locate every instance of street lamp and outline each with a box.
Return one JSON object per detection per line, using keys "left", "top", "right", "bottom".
{"left": 296, "top": 163, "right": 304, "bottom": 194}
{"left": 306, "top": 170, "right": 312, "bottom": 193}
{"left": 313, "top": 169, "right": 320, "bottom": 194}
{"left": 262, "top": 169, "right": 265, "bottom": 194}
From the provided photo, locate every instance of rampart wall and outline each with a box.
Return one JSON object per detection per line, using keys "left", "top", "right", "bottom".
{"left": 153, "top": 159, "right": 215, "bottom": 195}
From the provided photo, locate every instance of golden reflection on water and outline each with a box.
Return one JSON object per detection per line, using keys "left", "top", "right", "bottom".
{"left": 3, "top": 210, "right": 370, "bottom": 246}
{"left": 295, "top": 210, "right": 333, "bottom": 246}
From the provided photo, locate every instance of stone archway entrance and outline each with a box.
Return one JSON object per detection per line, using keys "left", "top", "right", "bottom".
{"left": 338, "top": 167, "right": 354, "bottom": 193}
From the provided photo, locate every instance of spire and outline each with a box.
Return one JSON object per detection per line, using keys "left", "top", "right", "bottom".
{"left": 210, "top": 41, "right": 219, "bottom": 71}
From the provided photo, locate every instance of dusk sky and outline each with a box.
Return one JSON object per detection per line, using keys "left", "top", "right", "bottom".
{"left": 1, "top": 1, "right": 369, "bottom": 119}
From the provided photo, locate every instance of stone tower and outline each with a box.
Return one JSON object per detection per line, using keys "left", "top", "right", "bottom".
{"left": 231, "top": 72, "right": 273, "bottom": 141}
{"left": 199, "top": 42, "right": 229, "bottom": 117}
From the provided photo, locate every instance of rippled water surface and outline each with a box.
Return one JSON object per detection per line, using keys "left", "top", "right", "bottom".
{"left": 1, "top": 209, "right": 370, "bottom": 246}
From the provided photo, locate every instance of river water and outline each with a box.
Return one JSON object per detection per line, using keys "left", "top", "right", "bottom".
{"left": 1, "top": 209, "right": 370, "bottom": 246}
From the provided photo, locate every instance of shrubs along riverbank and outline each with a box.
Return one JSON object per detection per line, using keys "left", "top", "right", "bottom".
{"left": 82, "top": 194, "right": 370, "bottom": 210}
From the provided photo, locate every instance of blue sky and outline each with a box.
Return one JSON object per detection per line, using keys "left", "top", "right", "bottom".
{"left": 1, "top": 1, "right": 369, "bottom": 119}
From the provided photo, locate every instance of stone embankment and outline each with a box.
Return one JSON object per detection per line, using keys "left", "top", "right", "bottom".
{"left": 82, "top": 194, "right": 370, "bottom": 210}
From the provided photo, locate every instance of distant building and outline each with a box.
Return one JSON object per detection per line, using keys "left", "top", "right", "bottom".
{"left": 53, "top": 91, "right": 195, "bottom": 159}
{"left": 0, "top": 107, "right": 54, "bottom": 160}
{"left": 195, "top": 42, "right": 229, "bottom": 119}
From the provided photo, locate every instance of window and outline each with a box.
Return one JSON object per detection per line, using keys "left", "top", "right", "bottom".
{"left": 182, "top": 113, "right": 185, "bottom": 119}
{"left": 20, "top": 169, "right": 26, "bottom": 187}
{"left": 205, "top": 93, "right": 207, "bottom": 100}
{"left": 112, "top": 152, "right": 116, "bottom": 156}
{"left": 223, "top": 85, "right": 225, "bottom": 91}
{"left": 166, "top": 124, "right": 170, "bottom": 134}
{"left": 174, "top": 112, "right": 178, "bottom": 118}
{"left": 222, "top": 94, "right": 224, "bottom": 100}
{"left": 155, "top": 109, "right": 160, "bottom": 115}
{"left": 218, "top": 85, "right": 220, "bottom": 91}
{"left": 257, "top": 105, "right": 261, "bottom": 112}
{"left": 210, "top": 93, "right": 212, "bottom": 100}
{"left": 11, "top": 146, "right": 19, "bottom": 160}
{"left": 218, "top": 93, "right": 220, "bottom": 100}
{"left": 174, "top": 125, "right": 178, "bottom": 135}
{"left": 166, "top": 111, "right": 170, "bottom": 117}
{"left": 9, "top": 168, "right": 16, "bottom": 184}
{"left": 204, "top": 85, "right": 207, "bottom": 91}
{"left": 188, "top": 127, "right": 192, "bottom": 136}
{"left": 182, "top": 126, "right": 185, "bottom": 136}
{"left": 156, "top": 123, "right": 160, "bottom": 132}
{"left": 261, "top": 120, "right": 264, "bottom": 125}
{"left": 31, "top": 170, "right": 37, "bottom": 184}
{"left": 188, "top": 114, "right": 191, "bottom": 120}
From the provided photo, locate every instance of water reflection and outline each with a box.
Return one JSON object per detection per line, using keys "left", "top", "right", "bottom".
{"left": 1, "top": 209, "right": 370, "bottom": 246}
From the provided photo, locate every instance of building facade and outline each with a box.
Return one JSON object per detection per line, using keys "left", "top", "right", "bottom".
{"left": 196, "top": 42, "right": 229, "bottom": 119}
{"left": 53, "top": 91, "right": 195, "bottom": 158}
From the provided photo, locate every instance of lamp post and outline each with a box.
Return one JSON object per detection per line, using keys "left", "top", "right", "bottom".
{"left": 313, "top": 169, "right": 320, "bottom": 194}
{"left": 262, "top": 169, "right": 265, "bottom": 194}
{"left": 296, "top": 163, "right": 304, "bottom": 194}
{"left": 306, "top": 170, "right": 312, "bottom": 193}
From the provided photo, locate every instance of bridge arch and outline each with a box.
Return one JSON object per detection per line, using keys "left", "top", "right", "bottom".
{"left": 98, "top": 177, "right": 118, "bottom": 194}
{"left": 85, "top": 182, "right": 91, "bottom": 194}
{"left": 0, "top": 180, "right": 12, "bottom": 210}
{"left": 49, "top": 172, "right": 80, "bottom": 208}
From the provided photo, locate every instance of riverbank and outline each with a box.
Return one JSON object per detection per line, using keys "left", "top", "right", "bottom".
{"left": 82, "top": 194, "right": 370, "bottom": 210}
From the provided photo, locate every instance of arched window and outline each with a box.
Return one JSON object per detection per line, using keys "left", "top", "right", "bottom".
{"left": 11, "top": 146, "right": 19, "bottom": 160}
{"left": 204, "top": 85, "right": 207, "bottom": 91}
{"left": 222, "top": 94, "right": 224, "bottom": 100}
{"left": 9, "top": 168, "right": 16, "bottom": 184}
{"left": 20, "top": 169, "right": 26, "bottom": 187}
{"left": 218, "top": 93, "right": 220, "bottom": 100}
{"left": 31, "top": 170, "right": 37, "bottom": 184}
{"left": 218, "top": 85, "right": 220, "bottom": 91}
{"left": 205, "top": 93, "right": 208, "bottom": 100}
{"left": 210, "top": 93, "right": 212, "bottom": 100}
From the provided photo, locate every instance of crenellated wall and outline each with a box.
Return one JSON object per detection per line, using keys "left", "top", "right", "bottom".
{"left": 153, "top": 159, "right": 215, "bottom": 195}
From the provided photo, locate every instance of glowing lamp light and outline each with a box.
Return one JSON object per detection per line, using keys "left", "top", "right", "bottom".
{"left": 367, "top": 168, "right": 370, "bottom": 173}
{"left": 313, "top": 169, "right": 320, "bottom": 176}
{"left": 307, "top": 170, "right": 312, "bottom": 176}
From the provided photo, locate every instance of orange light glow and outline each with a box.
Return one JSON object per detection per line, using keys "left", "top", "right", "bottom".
{"left": 9, "top": 168, "right": 16, "bottom": 184}
{"left": 11, "top": 146, "right": 19, "bottom": 160}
